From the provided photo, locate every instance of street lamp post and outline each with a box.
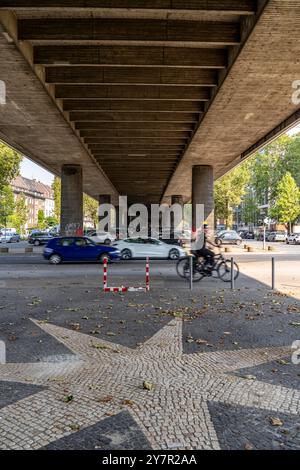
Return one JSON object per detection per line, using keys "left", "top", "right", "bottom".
{"left": 263, "top": 217, "right": 269, "bottom": 250}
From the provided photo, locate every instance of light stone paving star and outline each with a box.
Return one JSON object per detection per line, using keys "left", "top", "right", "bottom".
{"left": 0, "top": 318, "right": 299, "bottom": 450}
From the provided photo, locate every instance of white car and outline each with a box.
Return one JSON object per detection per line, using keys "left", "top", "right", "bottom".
{"left": 86, "top": 230, "right": 116, "bottom": 245}
{"left": 268, "top": 231, "right": 287, "bottom": 242}
{"left": 286, "top": 233, "right": 300, "bottom": 245}
{"left": 114, "top": 237, "right": 186, "bottom": 260}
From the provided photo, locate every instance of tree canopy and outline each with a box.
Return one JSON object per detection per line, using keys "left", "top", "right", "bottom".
{"left": 214, "top": 163, "right": 250, "bottom": 228}
{"left": 0, "top": 142, "right": 21, "bottom": 191}
{"left": 269, "top": 172, "right": 300, "bottom": 229}
{"left": 215, "top": 132, "right": 300, "bottom": 228}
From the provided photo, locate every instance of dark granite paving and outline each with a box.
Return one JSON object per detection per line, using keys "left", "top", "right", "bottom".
{"left": 0, "top": 380, "right": 44, "bottom": 409}
{"left": 42, "top": 411, "right": 151, "bottom": 450}
{"left": 0, "top": 286, "right": 299, "bottom": 364}
{"left": 233, "top": 357, "right": 300, "bottom": 390}
{"left": 1, "top": 282, "right": 300, "bottom": 450}
{"left": 208, "top": 402, "right": 300, "bottom": 450}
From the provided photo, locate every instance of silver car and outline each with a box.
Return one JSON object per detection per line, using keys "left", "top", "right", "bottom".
{"left": 286, "top": 233, "right": 300, "bottom": 245}
{"left": 215, "top": 230, "right": 242, "bottom": 246}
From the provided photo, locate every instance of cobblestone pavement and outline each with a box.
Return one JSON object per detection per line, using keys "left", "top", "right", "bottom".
{"left": 0, "top": 317, "right": 299, "bottom": 450}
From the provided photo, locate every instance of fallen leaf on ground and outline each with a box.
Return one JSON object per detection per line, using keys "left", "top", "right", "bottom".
{"left": 121, "top": 399, "right": 135, "bottom": 407}
{"left": 244, "top": 443, "right": 254, "bottom": 450}
{"left": 143, "top": 381, "right": 155, "bottom": 391}
{"left": 269, "top": 417, "right": 283, "bottom": 427}
{"left": 195, "top": 339, "right": 209, "bottom": 345}
{"left": 63, "top": 394, "right": 74, "bottom": 403}
{"left": 69, "top": 423, "right": 80, "bottom": 431}
{"left": 8, "top": 335, "right": 17, "bottom": 341}
{"left": 98, "top": 396, "right": 113, "bottom": 403}
{"left": 91, "top": 343, "right": 110, "bottom": 350}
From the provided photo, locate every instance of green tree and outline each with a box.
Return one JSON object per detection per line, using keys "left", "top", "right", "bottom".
{"left": 269, "top": 172, "right": 300, "bottom": 232}
{"left": 37, "top": 209, "right": 45, "bottom": 229}
{"left": 214, "top": 164, "right": 250, "bottom": 228}
{"left": 0, "top": 185, "right": 15, "bottom": 227}
{"left": 7, "top": 193, "right": 28, "bottom": 234}
{"left": 249, "top": 136, "right": 289, "bottom": 206}
{"left": 282, "top": 134, "right": 300, "bottom": 187}
{"left": 0, "top": 142, "right": 22, "bottom": 191}
{"left": 45, "top": 215, "right": 58, "bottom": 227}
{"left": 241, "top": 191, "right": 260, "bottom": 226}
{"left": 52, "top": 177, "right": 61, "bottom": 222}
{"left": 83, "top": 194, "right": 98, "bottom": 228}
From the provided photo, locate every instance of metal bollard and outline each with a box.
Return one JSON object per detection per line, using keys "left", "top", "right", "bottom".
{"left": 189, "top": 255, "right": 193, "bottom": 291}
{"left": 272, "top": 257, "right": 275, "bottom": 290}
{"left": 231, "top": 257, "right": 235, "bottom": 290}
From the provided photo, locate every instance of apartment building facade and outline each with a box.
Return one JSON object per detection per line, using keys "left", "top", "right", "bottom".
{"left": 11, "top": 176, "right": 54, "bottom": 229}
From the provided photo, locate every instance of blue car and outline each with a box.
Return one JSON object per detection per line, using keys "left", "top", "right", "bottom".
{"left": 43, "top": 237, "right": 121, "bottom": 265}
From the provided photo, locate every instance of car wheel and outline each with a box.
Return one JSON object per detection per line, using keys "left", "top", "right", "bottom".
{"left": 49, "top": 254, "right": 62, "bottom": 265}
{"left": 121, "top": 249, "right": 132, "bottom": 260}
{"left": 104, "top": 238, "right": 111, "bottom": 245}
{"left": 98, "top": 253, "right": 110, "bottom": 264}
{"left": 34, "top": 240, "right": 40, "bottom": 246}
{"left": 169, "top": 248, "right": 180, "bottom": 260}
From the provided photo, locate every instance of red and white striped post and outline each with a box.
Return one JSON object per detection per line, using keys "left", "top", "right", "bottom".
{"left": 103, "top": 257, "right": 108, "bottom": 289}
{"left": 146, "top": 257, "right": 150, "bottom": 292}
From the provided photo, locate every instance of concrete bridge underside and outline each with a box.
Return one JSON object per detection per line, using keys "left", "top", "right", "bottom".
{"left": 0, "top": 1, "right": 300, "bottom": 216}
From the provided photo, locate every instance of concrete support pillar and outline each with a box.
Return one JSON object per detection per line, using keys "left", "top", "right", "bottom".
{"left": 98, "top": 194, "right": 111, "bottom": 231}
{"left": 60, "top": 164, "right": 83, "bottom": 236}
{"left": 99, "top": 194, "right": 111, "bottom": 206}
{"left": 192, "top": 165, "right": 214, "bottom": 231}
{"left": 171, "top": 195, "right": 184, "bottom": 206}
{"left": 171, "top": 195, "right": 184, "bottom": 238}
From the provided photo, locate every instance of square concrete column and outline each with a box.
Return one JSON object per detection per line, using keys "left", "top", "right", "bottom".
{"left": 99, "top": 195, "right": 111, "bottom": 206}
{"left": 60, "top": 164, "right": 83, "bottom": 236}
{"left": 192, "top": 165, "right": 214, "bottom": 231}
{"left": 171, "top": 195, "right": 184, "bottom": 239}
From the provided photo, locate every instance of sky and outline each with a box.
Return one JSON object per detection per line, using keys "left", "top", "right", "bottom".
{"left": 20, "top": 123, "right": 300, "bottom": 186}
{"left": 20, "top": 157, "right": 54, "bottom": 186}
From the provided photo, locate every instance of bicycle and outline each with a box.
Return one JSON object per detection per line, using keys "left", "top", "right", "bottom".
{"left": 176, "top": 250, "right": 240, "bottom": 283}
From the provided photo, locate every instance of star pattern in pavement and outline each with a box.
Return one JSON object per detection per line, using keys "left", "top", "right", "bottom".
{"left": 0, "top": 318, "right": 298, "bottom": 450}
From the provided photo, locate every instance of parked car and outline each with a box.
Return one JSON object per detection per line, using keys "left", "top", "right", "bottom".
{"left": 286, "top": 233, "right": 300, "bottom": 245}
{"left": 257, "top": 231, "right": 271, "bottom": 241}
{"left": 86, "top": 230, "right": 116, "bottom": 245}
{"left": 6, "top": 233, "right": 21, "bottom": 243}
{"left": 237, "top": 230, "right": 247, "bottom": 239}
{"left": 0, "top": 229, "right": 18, "bottom": 242}
{"left": 267, "top": 231, "right": 286, "bottom": 242}
{"left": 114, "top": 237, "right": 186, "bottom": 260}
{"left": 244, "top": 231, "right": 255, "bottom": 240}
{"left": 43, "top": 237, "right": 121, "bottom": 264}
{"left": 28, "top": 232, "right": 54, "bottom": 246}
{"left": 215, "top": 230, "right": 242, "bottom": 246}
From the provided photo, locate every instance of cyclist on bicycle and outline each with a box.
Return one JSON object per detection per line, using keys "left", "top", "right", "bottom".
{"left": 191, "top": 224, "right": 217, "bottom": 271}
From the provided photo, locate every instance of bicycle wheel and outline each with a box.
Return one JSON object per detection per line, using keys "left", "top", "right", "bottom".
{"left": 176, "top": 258, "right": 204, "bottom": 282}
{"left": 176, "top": 258, "right": 190, "bottom": 279}
{"left": 217, "top": 260, "right": 240, "bottom": 282}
